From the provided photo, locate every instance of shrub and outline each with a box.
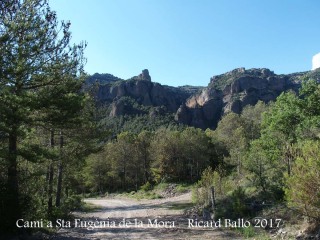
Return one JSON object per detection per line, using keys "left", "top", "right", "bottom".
{"left": 285, "top": 141, "right": 320, "bottom": 221}
{"left": 63, "top": 195, "right": 83, "bottom": 211}
{"left": 176, "top": 184, "right": 190, "bottom": 194}
{"left": 140, "top": 181, "right": 153, "bottom": 191}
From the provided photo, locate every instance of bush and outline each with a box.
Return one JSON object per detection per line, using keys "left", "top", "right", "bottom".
{"left": 214, "top": 186, "right": 251, "bottom": 220}
{"left": 63, "top": 195, "right": 83, "bottom": 211}
{"left": 140, "top": 181, "right": 153, "bottom": 191}
{"left": 285, "top": 141, "right": 320, "bottom": 221}
{"left": 176, "top": 184, "right": 190, "bottom": 194}
{"left": 192, "top": 167, "right": 228, "bottom": 207}
{"left": 154, "top": 182, "right": 169, "bottom": 191}
{"left": 236, "top": 225, "right": 256, "bottom": 238}
{"left": 229, "top": 187, "right": 250, "bottom": 218}
{"left": 192, "top": 167, "right": 215, "bottom": 207}
{"left": 49, "top": 195, "right": 83, "bottom": 221}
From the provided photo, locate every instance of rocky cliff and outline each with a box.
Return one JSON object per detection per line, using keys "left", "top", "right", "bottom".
{"left": 88, "top": 70, "right": 202, "bottom": 117}
{"left": 175, "top": 68, "right": 310, "bottom": 129}
{"left": 85, "top": 73, "right": 123, "bottom": 85}
{"left": 86, "top": 68, "right": 320, "bottom": 130}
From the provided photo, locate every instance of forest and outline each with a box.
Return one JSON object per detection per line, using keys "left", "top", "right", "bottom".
{"left": 0, "top": 0, "right": 319, "bottom": 237}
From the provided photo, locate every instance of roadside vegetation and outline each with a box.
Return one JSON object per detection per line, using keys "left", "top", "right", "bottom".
{"left": 116, "top": 182, "right": 193, "bottom": 200}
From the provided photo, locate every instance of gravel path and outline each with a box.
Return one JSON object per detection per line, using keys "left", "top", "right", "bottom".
{"left": 51, "top": 193, "right": 241, "bottom": 240}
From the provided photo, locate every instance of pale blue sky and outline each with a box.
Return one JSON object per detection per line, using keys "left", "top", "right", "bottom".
{"left": 49, "top": 0, "right": 320, "bottom": 86}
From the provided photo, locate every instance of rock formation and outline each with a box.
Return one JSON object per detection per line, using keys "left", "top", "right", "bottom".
{"left": 140, "top": 69, "right": 151, "bottom": 81}
{"left": 175, "top": 68, "right": 304, "bottom": 129}
{"left": 86, "top": 67, "right": 320, "bottom": 130}
{"left": 88, "top": 70, "right": 201, "bottom": 117}
{"left": 131, "top": 69, "right": 152, "bottom": 82}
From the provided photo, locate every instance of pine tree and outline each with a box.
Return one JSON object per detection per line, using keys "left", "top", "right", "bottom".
{"left": 0, "top": 0, "right": 86, "bottom": 232}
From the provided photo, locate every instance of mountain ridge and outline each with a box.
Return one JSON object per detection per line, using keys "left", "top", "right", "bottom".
{"left": 85, "top": 68, "right": 320, "bottom": 130}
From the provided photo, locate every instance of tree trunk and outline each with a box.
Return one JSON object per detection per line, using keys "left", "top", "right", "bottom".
{"left": 123, "top": 164, "right": 126, "bottom": 190}
{"left": 210, "top": 186, "right": 215, "bottom": 209}
{"left": 135, "top": 169, "right": 138, "bottom": 191}
{"left": 6, "top": 129, "right": 21, "bottom": 230}
{"left": 287, "top": 153, "right": 291, "bottom": 176}
{"left": 237, "top": 151, "right": 241, "bottom": 175}
{"left": 284, "top": 144, "right": 293, "bottom": 176}
{"left": 47, "top": 129, "right": 54, "bottom": 217}
{"left": 55, "top": 132, "right": 64, "bottom": 207}
{"left": 143, "top": 152, "right": 148, "bottom": 183}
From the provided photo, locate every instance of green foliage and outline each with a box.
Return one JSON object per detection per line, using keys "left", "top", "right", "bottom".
{"left": 241, "top": 101, "right": 269, "bottom": 139}
{"left": 192, "top": 166, "right": 235, "bottom": 210}
{"left": 192, "top": 167, "right": 215, "bottom": 207}
{"left": 85, "top": 73, "right": 123, "bottom": 85}
{"left": 154, "top": 182, "right": 169, "bottom": 191}
{"left": 244, "top": 79, "right": 320, "bottom": 201}
{"left": 262, "top": 91, "right": 302, "bottom": 143}
{"left": 214, "top": 186, "right": 251, "bottom": 220}
{"left": 83, "top": 150, "right": 112, "bottom": 193}
{"left": 175, "top": 183, "right": 190, "bottom": 194}
{"left": 151, "top": 127, "right": 211, "bottom": 183}
{"left": 0, "top": 0, "right": 100, "bottom": 234}
{"left": 101, "top": 112, "right": 183, "bottom": 135}
{"left": 194, "top": 170, "right": 235, "bottom": 219}
{"left": 80, "top": 202, "right": 103, "bottom": 213}
{"left": 285, "top": 140, "right": 320, "bottom": 221}
{"left": 244, "top": 139, "right": 284, "bottom": 200}
{"left": 236, "top": 225, "right": 256, "bottom": 238}
{"left": 83, "top": 127, "right": 226, "bottom": 193}
{"left": 262, "top": 80, "right": 320, "bottom": 143}
{"left": 209, "top": 70, "right": 244, "bottom": 90}
{"left": 140, "top": 181, "right": 153, "bottom": 191}
{"left": 214, "top": 112, "right": 249, "bottom": 175}
{"left": 121, "top": 188, "right": 162, "bottom": 200}
{"left": 62, "top": 195, "right": 83, "bottom": 212}
{"left": 229, "top": 187, "right": 251, "bottom": 218}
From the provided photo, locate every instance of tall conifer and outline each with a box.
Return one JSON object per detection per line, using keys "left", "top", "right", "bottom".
{"left": 0, "top": 0, "right": 86, "bottom": 232}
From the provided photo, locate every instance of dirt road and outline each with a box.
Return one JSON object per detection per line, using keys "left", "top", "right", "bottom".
{"left": 52, "top": 193, "right": 242, "bottom": 240}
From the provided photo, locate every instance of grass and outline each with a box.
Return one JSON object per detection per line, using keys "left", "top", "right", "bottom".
{"left": 166, "top": 202, "right": 194, "bottom": 210}
{"left": 117, "top": 182, "right": 193, "bottom": 200}
{"left": 119, "top": 189, "right": 163, "bottom": 200}
{"left": 80, "top": 202, "right": 103, "bottom": 212}
{"left": 153, "top": 182, "right": 169, "bottom": 191}
{"left": 176, "top": 183, "right": 192, "bottom": 194}
{"left": 231, "top": 225, "right": 276, "bottom": 239}
{"left": 135, "top": 191, "right": 163, "bottom": 200}
{"left": 234, "top": 225, "right": 256, "bottom": 238}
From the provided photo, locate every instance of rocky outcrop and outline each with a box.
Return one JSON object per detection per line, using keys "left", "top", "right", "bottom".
{"left": 130, "top": 69, "right": 152, "bottom": 82}
{"left": 90, "top": 70, "right": 201, "bottom": 117}
{"left": 175, "top": 68, "right": 304, "bottom": 129}
{"left": 84, "top": 73, "right": 123, "bottom": 85}
{"left": 175, "top": 87, "right": 223, "bottom": 129}
{"left": 140, "top": 69, "right": 151, "bottom": 81}
{"left": 86, "top": 68, "right": 320, "bottom": 129}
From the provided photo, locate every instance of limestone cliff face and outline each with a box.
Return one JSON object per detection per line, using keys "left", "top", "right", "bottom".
{"left": 87, "top": 68, "right": 319, "bottom": 129}
{"left": 175, "top": 68, "right": 302, "bottom": 129}
{"left": 90, "top": 70, "right": 200, "bottom": 117}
